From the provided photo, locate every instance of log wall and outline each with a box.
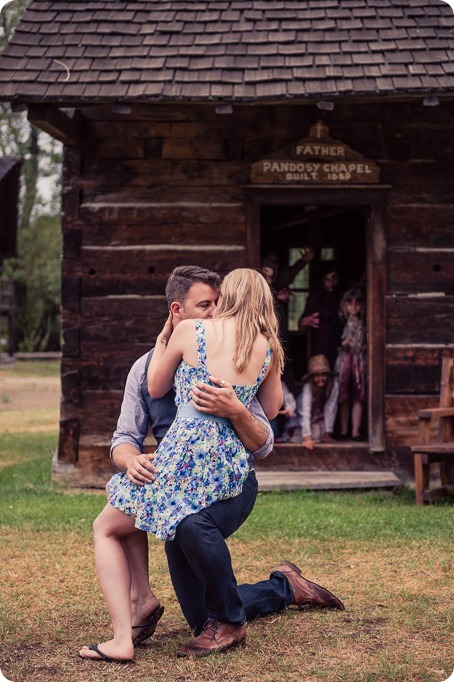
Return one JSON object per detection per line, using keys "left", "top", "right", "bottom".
{"left": 56, "top": 100, "right": 454, "bottom": 485}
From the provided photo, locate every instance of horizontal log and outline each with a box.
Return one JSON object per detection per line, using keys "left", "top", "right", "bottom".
{"left": 83, "top": 136, "right": 146, "bottom": 160}
{"left": 81, "top": 295, "right": 168, "bottom": 320}
{"left": 69, "top": 330, "right": 440, "bottom": 392}
{"left": 386, "top": 161, "right": 454, "bottom": 205}
{"left": 83, "top": 104, "right": 227, "bottom": 123}
{"left": 77, "top": 250, "right": 245, "bottom": 297}
{"left": 259, "top": 444, "right": 413, "bottom": 475}
{"left": 388, "top": 249, "right": 454, "bottom": 295}
{"left": 389, "top": 189, "right": 454, "bottom": 207}
{"left": 67, "top": 331, "right": 154, "bottom": 354}
{"left": 80, "top": 201, "right": 244, "bottom": 226}
{"left": 80, "top": 225, "right": 245, "bottom": 247}
{"left": 64, "top": 358, "right": 136, "bottom": 392}
{"left": 161, "top": 137, "right": 231, "bottom": 161}
{"left": 60, "top": 390, "right": 123, "bottom": 434}
{"left": 78, "top": 203, "right": 245, "bottom": 246}
{"left": 83, "top": 108, "right": 309, "bottom": 137}
{"left": 386, "top": 346, "right": 448, "bottom": 394}
{"left": 84, "top": 186, "right": 245, "bottom": 204}
{"left": 388, "top": 205, "right": 454, "bottom": 248}
{"left": 382, "top": 161, "right": 454, "bottom": 186}
{"left": 385, "top": 395, "right": 439, "bottom": 448}
{"left": 81, "top": 159, "right": 249, "bottom": 189}
{"left": 387, "top": 127, "right": 454, "bottom": 163}
{"left": 387, "top": 296, "right": 454, "bottom": 345}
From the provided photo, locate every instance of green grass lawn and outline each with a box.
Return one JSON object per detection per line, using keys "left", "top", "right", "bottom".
{"left": 0, "top": 429, "right": 453, "bottom": 681}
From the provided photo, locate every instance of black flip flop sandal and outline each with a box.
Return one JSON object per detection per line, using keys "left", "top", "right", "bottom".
{"left": 78, "top": 643, "right": 135, "bottom": 664}
{"left": 132, "top": 605, "right": 165, "bottom": 645}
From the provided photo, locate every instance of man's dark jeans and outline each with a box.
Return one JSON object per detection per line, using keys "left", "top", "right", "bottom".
{"left": 165, "top": 471, "right": 294, "bottom": 634}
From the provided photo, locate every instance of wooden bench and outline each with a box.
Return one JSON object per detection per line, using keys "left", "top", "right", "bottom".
{"left": 411, "top": 352, "right": 454, "bottom": 505}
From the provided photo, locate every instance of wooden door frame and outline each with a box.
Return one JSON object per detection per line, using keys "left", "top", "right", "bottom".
{"left": 245, "top": 185, "right": 389, "bottom": 453}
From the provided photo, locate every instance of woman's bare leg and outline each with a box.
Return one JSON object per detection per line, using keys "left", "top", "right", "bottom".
{"left": 79, "top": 504, "right": 138, "bottom": 661}
{"left": 122, "top": 530, "right": 161, "bottom": 631}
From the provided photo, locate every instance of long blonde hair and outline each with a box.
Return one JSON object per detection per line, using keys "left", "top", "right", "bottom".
{"left": 214, "top": 268, "right": 284, "bottom": 374}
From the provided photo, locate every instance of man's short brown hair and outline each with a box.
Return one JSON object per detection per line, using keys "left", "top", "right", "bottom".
{"left": 165, "top": 266, "right": 221, "bottom": 306}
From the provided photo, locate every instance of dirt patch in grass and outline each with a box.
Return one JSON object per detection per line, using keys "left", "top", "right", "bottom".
{"left": 0, "top": 373, "right": 60, "bottom": 445}
{"left": 0, "top": 375, "right": 60, "bottom": 412}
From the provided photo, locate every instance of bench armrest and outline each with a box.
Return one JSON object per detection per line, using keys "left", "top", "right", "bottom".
{"left": 416, "top": 407, "right": 454, "bottom": 419}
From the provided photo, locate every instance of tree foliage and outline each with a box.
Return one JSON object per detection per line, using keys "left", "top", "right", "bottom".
{"left": 6, "top": 214, "right": 62, "bottom": 351}
{"left": 0, "top": 0, "right": 29, "bottom": 51}
{"left": 1, "top": 0, "right": 63, "bottom": 351}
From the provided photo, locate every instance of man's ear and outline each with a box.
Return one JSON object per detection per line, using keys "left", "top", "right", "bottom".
{"left": 169, "top": 301, "right": 183, "bottom": 320}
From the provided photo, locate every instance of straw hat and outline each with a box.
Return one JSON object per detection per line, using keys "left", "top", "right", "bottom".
{"left": 301, "top": 354, "right": 338, "bottom": 384}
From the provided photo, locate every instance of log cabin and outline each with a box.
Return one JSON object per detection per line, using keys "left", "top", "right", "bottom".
{"left": 0, "top": 0, "right": 453, "bottom": 486}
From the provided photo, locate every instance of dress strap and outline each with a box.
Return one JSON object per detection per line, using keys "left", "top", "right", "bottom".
{"left": 256, "top": 344, "right": 273, "bottom": 387}
{"left": 194, "top": 319, "right": 207, "bottom": 369}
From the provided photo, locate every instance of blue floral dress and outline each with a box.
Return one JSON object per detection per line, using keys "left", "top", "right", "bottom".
{"left": 107, "top": 320, "right": 272, "bottom": 541}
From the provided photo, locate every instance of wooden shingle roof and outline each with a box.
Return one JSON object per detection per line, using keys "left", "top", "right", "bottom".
{"left": 0, "top": 0, "right": 453, "bottom": 104}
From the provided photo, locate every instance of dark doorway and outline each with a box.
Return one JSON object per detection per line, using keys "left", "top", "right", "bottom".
{"left": 247, "top": 186, "right": 387, "bottom": 453}
{"left": 260, "top": 204, "right": 367, "bottom": 385}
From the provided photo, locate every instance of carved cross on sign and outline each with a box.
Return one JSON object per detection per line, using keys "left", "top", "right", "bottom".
{"left": 314, "top": 120, "right": 327, "bottom": 139}
{"left": 251, "top": 120, "right": 380, "bottom": 184}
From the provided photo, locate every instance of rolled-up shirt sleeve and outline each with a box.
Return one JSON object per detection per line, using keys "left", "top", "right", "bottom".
{"left": 110, "top": 355, "right": 149, "bottom": 460}
{"left": 249, "top": 397, "right": 274, "bottom": 459}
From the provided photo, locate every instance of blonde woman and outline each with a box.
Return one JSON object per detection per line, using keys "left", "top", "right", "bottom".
{"left": 79, "top": 268, "right": 283, "bottom": 663}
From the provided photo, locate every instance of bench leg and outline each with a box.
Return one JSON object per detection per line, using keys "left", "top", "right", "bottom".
{"left": 414, "top": 453, "right": 430, "bottom": 505}
{"left": 440, "top": 457, "right": 454, "bottom": 487}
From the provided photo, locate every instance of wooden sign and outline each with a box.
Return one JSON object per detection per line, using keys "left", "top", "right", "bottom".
{"left": 251, "top": 120, "right": 380, "bottom": 184}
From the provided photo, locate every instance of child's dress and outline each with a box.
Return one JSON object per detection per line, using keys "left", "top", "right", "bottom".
{"left": 335, "top": 317, "right": 366, "bottom": 402}
{"left": 107, "top": 320, "right": 272, "bottom": 541}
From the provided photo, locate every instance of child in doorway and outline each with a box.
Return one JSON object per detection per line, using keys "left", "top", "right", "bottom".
{"left": 275, "top": 381, "right": 298, "bottom": 442}
{"left": 335, "top": 287, "right": 366, "bottom": 441}
{"left": 296, "top": 354, "right": 339, "bottom": 450}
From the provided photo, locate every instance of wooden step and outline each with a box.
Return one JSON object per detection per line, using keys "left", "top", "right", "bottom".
{"left": 255, "top": 470, "right": 401, "bottom": 491}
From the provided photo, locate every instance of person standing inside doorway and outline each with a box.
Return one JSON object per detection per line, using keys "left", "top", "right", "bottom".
{"left": 335, "top": 287, "right": 367, "bottom": 441}
{"left": 298, "top": 260, "right": 343, "bottom": 370}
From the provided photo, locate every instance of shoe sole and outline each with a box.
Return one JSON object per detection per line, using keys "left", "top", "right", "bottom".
{"left": 177, "top": 638, "right": 246, "bottom": 658}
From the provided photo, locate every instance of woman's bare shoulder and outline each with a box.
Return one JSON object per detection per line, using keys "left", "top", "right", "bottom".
{"left": 172, "top": 318, "right": 196, "bottom": 339}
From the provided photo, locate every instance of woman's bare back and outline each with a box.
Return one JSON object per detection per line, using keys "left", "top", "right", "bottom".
{"left": 182, "top": 318, "right": 269, "bottom": 386}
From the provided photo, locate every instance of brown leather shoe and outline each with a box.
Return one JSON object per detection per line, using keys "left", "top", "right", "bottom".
{"left": 276, "top": 560, "right": 345, "bottom": 610}
{"left": 177, "top": 619, "right": 247, "bottom": 658}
